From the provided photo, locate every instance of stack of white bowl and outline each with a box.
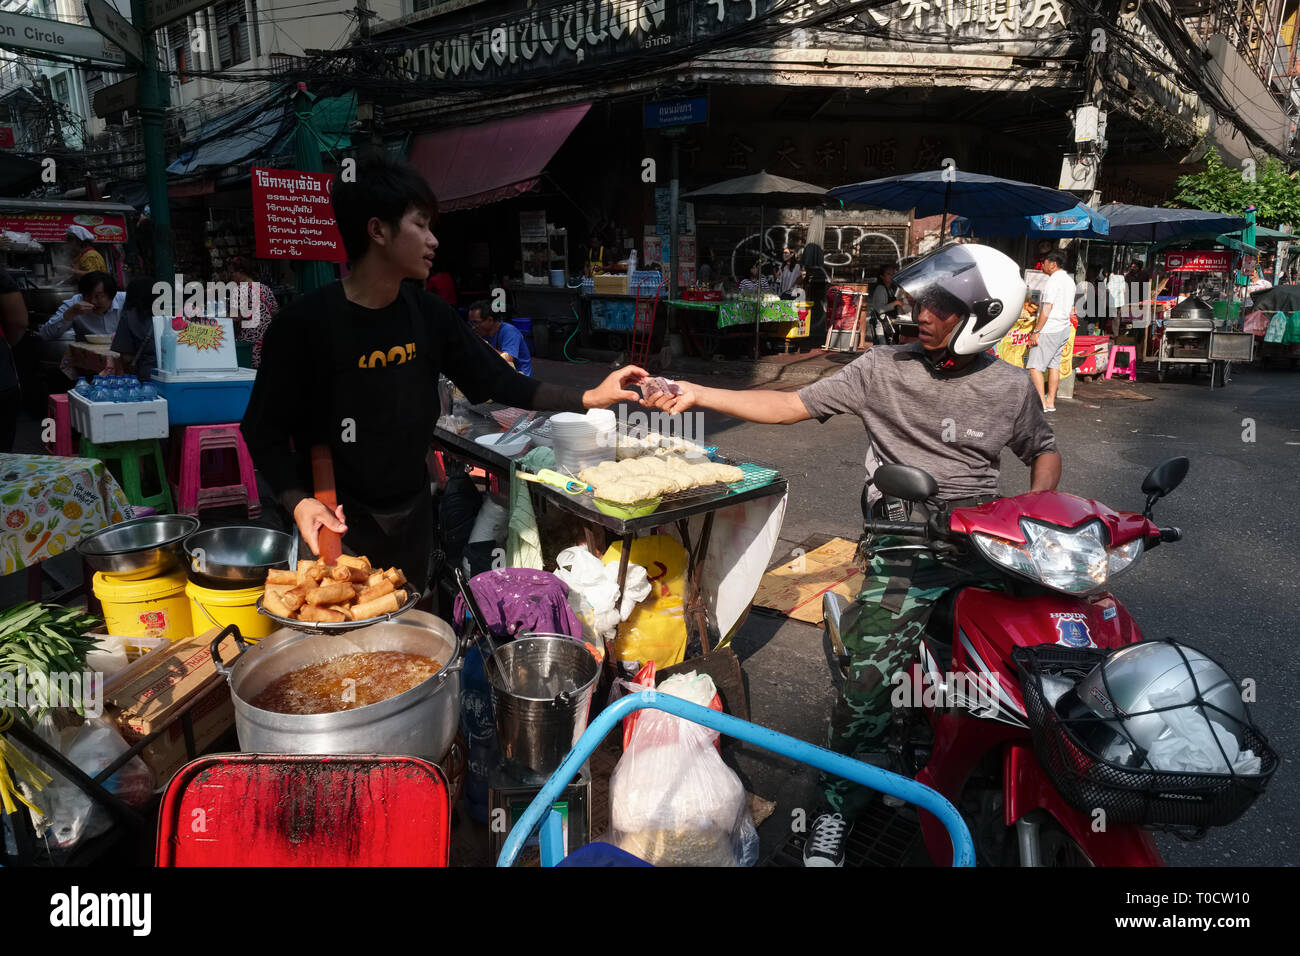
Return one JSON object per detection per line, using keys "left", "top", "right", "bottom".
{"left": 552, "top": 410, "right": 617, "bottom": 473}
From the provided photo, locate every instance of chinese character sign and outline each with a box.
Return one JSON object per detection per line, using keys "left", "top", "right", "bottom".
{"left": 252, "top": 167, "right": 347, "bottom": 262}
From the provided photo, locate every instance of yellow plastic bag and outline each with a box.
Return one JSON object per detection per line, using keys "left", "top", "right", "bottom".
{"left": 602, "top": 536, "right": 689, "bottom": 672}
{"left": 996, "top": 311, "right": 1076, "bottom": 376}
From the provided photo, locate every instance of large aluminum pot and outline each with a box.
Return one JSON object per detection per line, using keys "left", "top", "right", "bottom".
{"left": 210, "top": 609, "right": 463, "bottom": 762}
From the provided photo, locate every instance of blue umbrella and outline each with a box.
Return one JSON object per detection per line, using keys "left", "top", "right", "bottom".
{"left": 828, "top": 170, "right": 1082, "bottom": 222}
{"left": 950, "top": 202, "right": 1109, "bottom": 238}
{"left": 1096, "top": 204, "right": 1247, "bottom": 243}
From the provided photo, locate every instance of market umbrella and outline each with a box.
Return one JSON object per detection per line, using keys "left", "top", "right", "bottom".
{"left": 949, "top": 202, "right": 1109, "bottom": 239}
{"left": 293, "top": 84, "right": 335, "bottom": 294}
{"left": 1248, "top": 284, "right": 1300, "bottom": 312}
{"left": 682, "top": 171, "right": 829, "bottom": 357}
{"left": 1095, "top": 204, "right": 1247, "bottom": 243}
{"left": 828, "top": 170, "right": 1081, "bottom": 241}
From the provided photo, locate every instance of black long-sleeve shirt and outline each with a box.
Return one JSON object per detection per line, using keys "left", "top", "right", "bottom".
{"left": 241, "top": 281, "right": 583, "bottom": 512}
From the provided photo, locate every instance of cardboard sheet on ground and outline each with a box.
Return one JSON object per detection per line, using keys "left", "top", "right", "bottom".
{"left": 752, "top": 537, "right": 864, "bottom": 624}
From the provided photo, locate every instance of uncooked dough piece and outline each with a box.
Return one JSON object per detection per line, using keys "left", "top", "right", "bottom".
{"left": 579, "top": 463, "right": 621, "bottom": 484}
{"left": 618, "top": 458, "right": 657, "bottom": 477}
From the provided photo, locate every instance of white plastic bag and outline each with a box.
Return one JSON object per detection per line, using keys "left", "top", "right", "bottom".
{"left": 554, "top": 546, "right": 651, "bottom": 643}
{"left": 609, "top": 673, "right": 758, "bottom": 866}
{"left": 23, "top": 715, "right": 154, "bottom": 849}
{"left": 1146, "top": 689, "right": 1261, "bottom": 774}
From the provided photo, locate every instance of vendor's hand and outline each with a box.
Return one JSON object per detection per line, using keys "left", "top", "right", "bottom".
{"left": 642, "top": 380, "right": 700, "bottom": 416}
{"left": 293, "top": 498, "right": 347, "bottom": 556}
{"left": 583, "top": 365, "right": 647, "bottom": 409}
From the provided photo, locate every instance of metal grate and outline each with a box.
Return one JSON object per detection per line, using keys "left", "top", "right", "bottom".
{"left": 766, "top": 802, "right": 924, "bottom": 867}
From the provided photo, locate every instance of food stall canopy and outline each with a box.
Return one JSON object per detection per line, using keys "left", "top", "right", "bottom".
{"left": 682, "top": 171, "right": 828, "bottom": 207}
{"left": 409, "top": 103, "right": 591, "bottom": 213}
{"left": 1095, "top": 204, "right": 1247, "bottom": 243}
{"left": 828, "top": 170, "right": 1080, "bottom": 218}
{"left": 0, "top": 197, "right": 134, "bottom": 244}
{"left": 949, "top": 202, "right": 1109, "bottom": 238}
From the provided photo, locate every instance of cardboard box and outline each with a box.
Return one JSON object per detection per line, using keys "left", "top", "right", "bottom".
{"left": 592, "top": 275, "right": 628, "bottom": 295}
{"left": 103, "top": 626, "right": 240, "bottom": 783}
{"left": 104, "top": 627, "right": 239, "bottom": 736}
{"left": 125, "top": 683, "right": 235, "bottom": 785}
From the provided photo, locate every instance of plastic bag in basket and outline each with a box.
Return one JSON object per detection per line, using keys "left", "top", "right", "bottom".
{"left": 608, "top": 673, "right": 757, "bottom": 866}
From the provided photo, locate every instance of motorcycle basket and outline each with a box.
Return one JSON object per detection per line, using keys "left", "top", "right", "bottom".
{"left": 1012, "top": 644, "right": 1277, "bottom": 832}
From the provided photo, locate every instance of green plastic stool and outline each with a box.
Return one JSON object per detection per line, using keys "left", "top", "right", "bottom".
{"left": 79, "top": 437, "right": 174, "bottom": 514}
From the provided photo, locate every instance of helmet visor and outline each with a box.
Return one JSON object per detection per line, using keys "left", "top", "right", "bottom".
{"left": 895, "top": 246, "right": 1004, "bottom": 331}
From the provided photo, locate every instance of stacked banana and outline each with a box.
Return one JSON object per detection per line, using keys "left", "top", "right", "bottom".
{"left": 579, "top": 455, "right": 745, "bottom": 505}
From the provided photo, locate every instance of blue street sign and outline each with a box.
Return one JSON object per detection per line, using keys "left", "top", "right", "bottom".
{"left": 644, "top": 97, "right": 707, "bottom": 129}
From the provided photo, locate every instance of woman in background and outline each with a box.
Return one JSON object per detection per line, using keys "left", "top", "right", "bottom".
{"left": 226, "top": 257, "right": 278, "bottom": 368}
{"left": 110, "top": 277, "right": 160, "bottom": 381}
{"left": 61, "top": 225, "right": 107, "bottom": 282}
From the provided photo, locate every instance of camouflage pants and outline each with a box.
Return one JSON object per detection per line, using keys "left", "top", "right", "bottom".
{"left": 820, "top": 545, "right": 999, "bottom": 821}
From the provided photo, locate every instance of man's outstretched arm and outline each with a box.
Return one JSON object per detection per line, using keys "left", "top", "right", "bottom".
{"left": 644, "top": 382, "right": 812, "bottom": 424}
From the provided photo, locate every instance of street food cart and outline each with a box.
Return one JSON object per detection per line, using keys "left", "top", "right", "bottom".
{"left": 1154, "top": 295, "right": 1254, "bottom": 388}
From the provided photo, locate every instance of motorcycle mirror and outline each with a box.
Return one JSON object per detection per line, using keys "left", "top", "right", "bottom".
{"left": 873, "top": 464, "right": 940, "bottom": 503}
{"left": 1141, "top": 457, "right": 1189, "bottom": 499}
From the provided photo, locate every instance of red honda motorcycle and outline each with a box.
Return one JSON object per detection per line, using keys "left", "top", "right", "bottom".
{"left": 823, "top": 457, "right": 1193, "bottom": 866}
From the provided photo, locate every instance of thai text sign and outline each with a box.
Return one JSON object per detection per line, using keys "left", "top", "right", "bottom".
{"left": 251, "top": 167, "right": 346, "bottom": 262}
{"left": 1164, "top": 251, "right": 1232, "bottom": 274}
{"left": 0, "top": 211, "right": 128, "bottom": 243}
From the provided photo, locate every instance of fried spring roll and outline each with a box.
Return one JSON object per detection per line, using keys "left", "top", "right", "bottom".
{"left": 358, "top": 579, "right": 394, "bottom": 604}
{"left": 327, "top": 604, "right": 356, "bottom": 620}
{"left": 306, "top": 581, "right": 354, "bottom": 606}
{"left": 263, "top": 588, "right": 292, "bottom": 618}
{"left": 347, "top": 566, "right": 370, "bottom": 583}
{"left": 351, "top": 591, "right": 400, "bottom": 621}
{"left": 384, "top": 567, "right": 407, "bottom": 587}
{"left": 329, "top": 565, "right": 351, "bottom": 582}
{"left": 297, "top": 560, "right": 316, "bottom": 572}
{"left": 299, "top": 606, "right": 347, "bottom": 623}
{"left": 282, "top": 585, "right": 308, "bottom": 612}
{"left": 367, "top": 570, "right": 388, "bottom": 587}
{"left": 393, "top": 589, "right": 408, "bottom": 606}
{"left": 266, "top": 568, "right": 299, "bottom": 585}
{"left": 337, "top": 555, "right": 371, "bottom": 571}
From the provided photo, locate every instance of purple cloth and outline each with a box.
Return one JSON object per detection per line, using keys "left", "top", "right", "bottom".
{"left": 453, "top": 569, "right": 583, "bottom": 640}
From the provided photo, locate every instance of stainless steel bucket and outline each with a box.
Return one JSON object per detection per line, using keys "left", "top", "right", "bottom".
{"left": 485, "top": 636, "right": 600, "bottom": 775}
{"left": 211, "top": 609, "right": 463, "bottom": 762}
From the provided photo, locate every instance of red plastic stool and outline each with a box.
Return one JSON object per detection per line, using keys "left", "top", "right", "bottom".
{"left": 1105, "top": 344, "right": 1138, "bottom": 382}
{"left": 44, "top": 393, "right": 74, "bottom": 456}
{"left": 176, "top": 423, "right": 261, "bottom": 518}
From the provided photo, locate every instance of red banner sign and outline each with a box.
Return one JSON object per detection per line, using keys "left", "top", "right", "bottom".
{"left": 1164, "top": 250, "right": 1233, "bottom": 274}
{"left": 251, "top": 166, "right": 346, "bottom": 262}
{"left": 0, "top": 126, "right": 14, "bottom": 148}
{"left": 0, "top": 211, "right": 128, "bottom": 244}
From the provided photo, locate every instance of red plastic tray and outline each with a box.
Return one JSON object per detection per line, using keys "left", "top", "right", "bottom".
{"left": 156, "top": 754, "right": 449, "bottom": 866}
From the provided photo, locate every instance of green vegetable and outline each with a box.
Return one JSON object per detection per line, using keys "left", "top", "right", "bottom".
{"left": 0, "top": 602, "right": 102, "bottom": 723}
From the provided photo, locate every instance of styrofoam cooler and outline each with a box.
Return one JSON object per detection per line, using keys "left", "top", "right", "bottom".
{"left": 68, "top": 390, "right": 169, "bottom": 443}
{"left": 151, "top": 368, "right": 258, "bottom": 426}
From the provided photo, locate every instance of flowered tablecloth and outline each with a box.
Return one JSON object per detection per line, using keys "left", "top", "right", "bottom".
{"left": 717, "top": 298, "right": 812, "bottom": 332}
{"left": 0, "top": 454, "right": 134, "bottom": 575}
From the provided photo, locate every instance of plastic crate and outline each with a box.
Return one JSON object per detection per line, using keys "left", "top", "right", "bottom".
{"left": 152, "top": 370, "right": 257, "bottom": 426}
{"left": 68, "top": 390, "right": 169, "bottom": 444}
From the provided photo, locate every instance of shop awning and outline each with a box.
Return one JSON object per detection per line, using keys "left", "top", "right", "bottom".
{"left": 409, "top": 103, "right": 590, "bottom": 212}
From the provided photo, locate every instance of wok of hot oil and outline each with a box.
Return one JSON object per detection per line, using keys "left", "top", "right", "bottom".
{"left": 251, "top": 651, "right": 441, "bottom": 715}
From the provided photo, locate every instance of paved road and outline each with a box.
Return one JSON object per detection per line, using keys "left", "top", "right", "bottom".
{"left": 600, "top": 357, "right": 1299, "bottom": 866}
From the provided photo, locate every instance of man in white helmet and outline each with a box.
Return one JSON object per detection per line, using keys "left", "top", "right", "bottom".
{"left": 643, "top": 243, "right": 1061, "bottom": 865}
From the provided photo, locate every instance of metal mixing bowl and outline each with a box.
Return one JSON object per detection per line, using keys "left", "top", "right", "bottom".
{"left": 77, "top": 515, "right": 200, "bottom": 575}
{"left": 182, "top": 525, "right": 293, "bottom": 590}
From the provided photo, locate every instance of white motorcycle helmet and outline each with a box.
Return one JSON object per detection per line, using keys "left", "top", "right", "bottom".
{"left": 892, "top": 243, "right": 1027, "bottom": 371}
{"left": 1054, "top": 641, "right": 1249, "bottom": 769}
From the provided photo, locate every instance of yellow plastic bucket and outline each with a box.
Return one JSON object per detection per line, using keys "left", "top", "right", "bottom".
{"left": 93, "top": 567, "right": 193, "bottom": 641}
{"left": 185, "top": 580, "right": 274, "bottom": 640}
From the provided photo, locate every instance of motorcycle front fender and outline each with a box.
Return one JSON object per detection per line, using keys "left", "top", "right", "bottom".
{"left": 1003, "top": 742, "right": 1163, "bottom": 866}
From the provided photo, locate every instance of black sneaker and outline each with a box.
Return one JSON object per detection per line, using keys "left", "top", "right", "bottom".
{"left": 802, "top": 812, "right": 850, "bottom": 867}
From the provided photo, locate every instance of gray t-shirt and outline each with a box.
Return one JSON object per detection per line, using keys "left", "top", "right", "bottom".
{"left": 797, "top": 343, "right": 1057, "bottom": 503}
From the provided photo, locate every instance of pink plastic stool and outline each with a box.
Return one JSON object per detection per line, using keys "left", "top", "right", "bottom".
{"left": 1105, "top": 345, "right": 1138, "bottom": 382}
{"left": 177, "top": 424, "right": 261, "bottom": 518}
{"left": 45, "top": 393, "right": 74, "bottom": 457}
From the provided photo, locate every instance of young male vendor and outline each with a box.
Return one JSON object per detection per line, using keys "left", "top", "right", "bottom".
{"left": 241, "top": 158, "right": 644, "bottom": 589}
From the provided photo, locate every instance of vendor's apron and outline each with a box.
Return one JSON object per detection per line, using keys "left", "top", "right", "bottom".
{"left": 307, "top": 287, "right": 437, "bottom": 592}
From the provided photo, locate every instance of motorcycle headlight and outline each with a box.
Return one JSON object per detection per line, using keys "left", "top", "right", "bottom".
{"left": 972, "top": 520, "right": 1143, "bottom": 595}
